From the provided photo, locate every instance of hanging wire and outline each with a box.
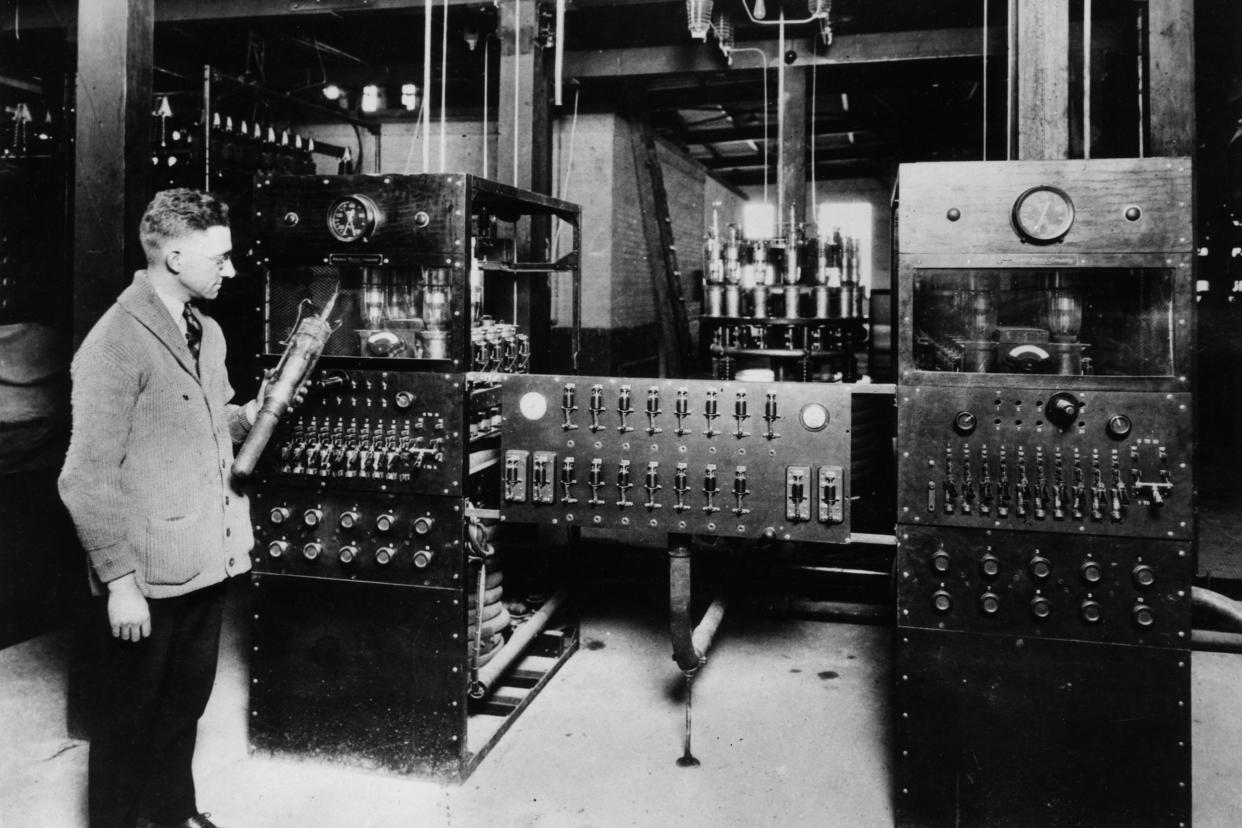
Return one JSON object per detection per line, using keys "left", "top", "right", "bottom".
{"left": 1006, "top": 0, "right": 1015, "bottom": 159}
{"left": 512, "top": 0, "right": 522, "bottom": 186}
{"left": 423, "top": 0, "right": 433, "bottom": 171}
{"left": 981, "top": 0, "right": 987, "bottom": 160}
{"left": 553, "top": 83, "right": 581, "bottom": 259}
{"left": 1084, "top": 0, "right": 1092, "bottom": 158}
{"left": 483, "top": 35, "right": 490, "bottom": 178}
{"left": 811, "top": 36, "right": 817, "bottom": 223}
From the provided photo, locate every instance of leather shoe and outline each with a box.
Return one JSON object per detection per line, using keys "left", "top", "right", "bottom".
{"left": 136, "top": 813, "right": 223, "bottom": 828}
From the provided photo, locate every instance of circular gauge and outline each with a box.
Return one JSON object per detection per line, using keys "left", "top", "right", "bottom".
{"left": 327, "top": 194, "right": 379, "bottom": 242}
{"left": 1011, "top": 185, "right": 1075, "bottom": 244}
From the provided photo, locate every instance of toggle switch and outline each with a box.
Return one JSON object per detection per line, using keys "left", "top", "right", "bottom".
{"left": 644, "top": 461, "right": 662, "bottom": 511}
{"left": 732, "top": 466, "right": 750, "bottom": 516}
{"left": 588, "top": 458, "right": 605, "bottom": 506}
{"left": 503, "top": 450, "right": 530, "bottom": 503}
{"left": 673, "top": 462, "right": 690, "bottom": 513}
{"left": 702, "top": 464, "right": 720, "bottom": 513}
{"left": 561, "top": 383, "right": 579, "bottom": 431}
{"left": 704, "top": 389, "right": 721, "bottom": 437}
{"left": 786, "top": 466, "right": 811, "bottom": 522}
{"left": 588, "top": 384, "right": 605, "bottom": 432}
{"left": 560, "top": 457, "right": 579, "bottom": 504}
{"left": 763, "top": 392, "right": 781, "bottom": 440}
{"left": 645, "top": 387, "right": 662, "bottom": 435}
{"left": 532, "top": 451, "right": 556, "bottom": 504}
{"left": 674, "top": 388, "right": 690, "bottom": 436}
{"left": 818, "top": 465, "right": 843, "bottom": 524}
{"left": 617, "top": 385, "right": 634, "bottom": 433}
{"left": 616, "top": 460, "right": 634, "bottom": 508}
{"left": 733, "top": 391, "right": 750, "bottom": 438}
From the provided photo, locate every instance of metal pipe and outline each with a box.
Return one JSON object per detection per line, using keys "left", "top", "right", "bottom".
{"left": 1192, "top": 629, "right": 1242, "bottom": 655}
{"left": 1083, "top": 0, "right": 1092, "bottom": 159}
{"left": 1193, "top": 586, "right": 1242, "bottom": 633}
{"left": 470, "top": 587, "right": 568, "bottom": 698}
{"left": 423, "top": 0, "right": 433, "bottom": 171}
{"left": 669, "top": 544, "right": 730, "bottom": 673}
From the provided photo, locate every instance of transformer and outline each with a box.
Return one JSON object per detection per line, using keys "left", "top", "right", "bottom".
{"left": 245, "top": 173, "right": 581, "bottom": 781}
{"left": 893, "top": 158, "right": 1195, "bottom": 826}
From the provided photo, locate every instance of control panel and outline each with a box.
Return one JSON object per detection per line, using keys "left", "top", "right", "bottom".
{"left": 897, "top": 525, "right": 1190, "bottom": 648}
{"left": 254, "top": 368, "right": 466, "bottom": 496}
{"left": 251, "top": 486, "right": 462, "bottom": 588}
{"left": 898, "top": 387, "right": 1192, "bottom": 539}
{"left": 499, "top": 375, "right": 861, "bottom": 543}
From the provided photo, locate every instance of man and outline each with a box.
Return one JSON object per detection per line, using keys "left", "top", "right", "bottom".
{"left": 60, "top": 189, "right": 261, "bottom": 828}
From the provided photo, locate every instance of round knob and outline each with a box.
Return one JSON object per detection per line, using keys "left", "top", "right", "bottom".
{"left": 946, "top": 207, "right": 962, "bottom": 222}
{"left": 1124, "top": 205, "right": 1142, "bottom": 222}
{"left": 1029, "top": 555, "right": 1052, "bottom": 580}
{"left": 302, "top": 542, "right": 322, "bottom": 561}
{"left": 1080, "top": 560, "right": 1103, "bottom": 585}
{"left": 930, "top": 551, "right": 952, "bottom": 574}
{"left": 1045, "top": 392, "right": 1083, "bottom": 430}
{"left": 1132, "top": 564, "right": 1155, "bottom": 588}
{"left": 413, "top": 211, "right": 430, "bottom": 228}
{"left": 1132, "top": 604, "right": 1155, "bottom": 628}
{"left": 338, "top": 510, "right": 360, "bottom": 530}
{"left": 338, "top": 545, "right": 358, "bottom": 564}
{"left": 376, "top": 513, "right": 396, "bottom": 533}
{"left": 269, "top": 506, "right": 291, "bottom": 525}
{"left": 1106, "top": 414, "right": 1133, "bottom": 440}
{"left": 303, "top": 508, "right": 323, "bottom": 527}
{"left": 413, "top": 516, "right": 435, "bottom": 535}
{"left": 1080, "top": 600, "right": 1103, "bottom": 624}
{"left": 282, "top": 211, "right": 300, "bottom": 227}
{"left": 267, "top": 540, "right": 288, "bottom": 558}
{"left": 979, "top": 592, "right": 1001, "bottom": 615}
{"left": 375, "top": 546, "right": 395, "bottom": 565}
{"left": 395, "top": 391, "right": 415, "bottom": 409}
{"left": 931, "top": 590, "right": 953, "bottom": 614}
{"left": 412, "top": 549, "right": 434, "bottom": 569}
{"left": 979, "top": 554, "right": 1001, "bottom": 579}
{"left": 953, "top": 411, "right": 977, "bottom": 436}
{"left": 1030, "top": 596, "right": 1052, "bottom": 619}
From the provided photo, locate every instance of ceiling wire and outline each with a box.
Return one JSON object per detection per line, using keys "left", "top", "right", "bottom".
{"left": 423, "top": 0, "right": 433, "bottom": 171}
{"left": 440, "top": 0, "right": 448, "bottom": 171}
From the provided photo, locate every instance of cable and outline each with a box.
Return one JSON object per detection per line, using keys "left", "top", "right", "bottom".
{"left": 982, "top": 0, "right": 987, "bottom": 161}
{"left": 512, "top": 0, "right": 521, "bottom": 186}
{"left": 440, "top": 0, "right": 448, "bottom": 172}
{"left": 483, "top": 36, "right": 490, "bottom": 178}
{"left": 423, "top": 0, "right": 433, "bottom": 171}
{"left": 553, "top": 83, "right": 581, "bottom": 259}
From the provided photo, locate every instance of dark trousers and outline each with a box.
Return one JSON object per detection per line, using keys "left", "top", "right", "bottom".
{"left": 88, "top": 582, "right": 226, "bottom": 828}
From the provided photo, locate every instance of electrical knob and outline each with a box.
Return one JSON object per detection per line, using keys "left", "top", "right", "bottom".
{"left": 979, "top": 592, "right": 1001, "bottom": 616}
{"left": 302, "top": 508, "right": 323, "bottom": 527}
{"left": 1080, "top": 600, "right": 1103, "bottom": 624}
{"left": 394, "top": 391, "right": 414, "bottom": 409}
{"left": 930, "top": 551, "right": 952, "bottom": 574}
{"left": 1029, "top": 555, "right": 1052, "bottom": 580}
{"left": 267, "top": 540, "right": 288, "bottom": 558}
{"left": 338, "top": 510, "right": 360, "bottom": 530}
{"left": 1030, "top": 596, "right": 1051, "bottom": 619}
{"left": 338, "top": 545, "right": 357, "bottom": 564}
{"left": 953, "top": 411, "right": 977, "bottom": 435}
{"left": 1132, "top": 564, "right": 1155, "bottom": 588}
{"left": 413, "top": 516, "right": 435, "bottom": 535}
{"left": 375, "top": 546, "right": 395, "bottom": 565}
{"left": 979, "top": 554, "right": 1001, "bottom": 579}
{"left": 1045, "top": 392, "right": 1083, "bottom": 430}
{"left": 931, "top": 590, "right": 953, "bottom": 614}
{"left": 376, "top": 512, "right": 396, "bottom": 533}
{"left": 302, "top": 542, "right": 322, "bottom": 561}
{"left": 1132, "top": 604, "right": 1155, "bottom": 628}
{"left": 269, "top": 506, "right": 291, "bottom": 525}
{"left": 1106, "top": 414, "right": 1132, "bottom": 439}
{"left": 1080, "top": 560, "right": 1103, "bottom": 585}
{"left": 412, "top": 549, "right": 434, "bottom": 569}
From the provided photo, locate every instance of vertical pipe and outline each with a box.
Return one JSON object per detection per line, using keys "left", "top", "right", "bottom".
{"left": 513, "top": 0, "right": 522, "bottom": 187}
{"left": 554, "top": 0, "right": 565, "bottom": 106}
{"left": 440, "top": 0, "right": 448, "bottom": 171}
{"left": 202, "top": 65, "right": 212, "bottom": 189}
{"left": 423, "top": 0, "right": 433, "bottom": 171}
{"left": 1136, "top": 1, "right": 1145, "bottom": 158}
{"left": 483, "top": 37, "right": 490, "bottom": 179}
{"left": 982, "top": 0, "right": 988, "bottom": 160}
{"left": 1083, "top": 0, "right": 1091, "bottom": 159}
{"left": 777, "top": 12, "right": 786, "bottom": 224}
{"left": 1006, "top": 0, "right": 1015, "bottom": 159}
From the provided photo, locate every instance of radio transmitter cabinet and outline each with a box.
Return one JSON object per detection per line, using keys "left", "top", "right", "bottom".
{"left": 894, "top": 158, "right": 1195, "bottom": 826}
{"left": 245, "top": 174, "right": 581, "bottom": 781}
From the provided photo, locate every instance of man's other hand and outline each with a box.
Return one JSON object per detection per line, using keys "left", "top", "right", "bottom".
{"left": 107, "top": 573, "right": 151, "bottom": 641}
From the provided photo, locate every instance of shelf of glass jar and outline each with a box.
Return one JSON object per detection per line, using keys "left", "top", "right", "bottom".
{"left": 704, "top": 317, "right": 869, "bottom": 358}
{"left": 701, "top": 281, "right": 868, "bottom": 321}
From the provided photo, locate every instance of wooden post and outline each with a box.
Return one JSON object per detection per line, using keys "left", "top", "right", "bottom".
{"left": 1147, "top": 0, "right": 1195, "bottom": 156}
{"left": 1017, "top": 0, "right": 1070, "bottom": 160}
{"left": 781, "top": 66, "right": 808, "bottom": 226}
{"left": 73, "top": 0, "right": 154, "bottom": 341}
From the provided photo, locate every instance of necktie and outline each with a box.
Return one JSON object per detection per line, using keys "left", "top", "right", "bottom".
{"left": 182, "top": 304, "right": 202, "bottom": 368}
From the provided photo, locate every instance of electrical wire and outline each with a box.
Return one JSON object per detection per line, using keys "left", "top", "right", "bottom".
{"left": 440, "top": 0, "right": 448, "bottom": 172}
{"left": 553, "top": 82, "right": 581, "bottom": 259}
{"left": 730, "top": 47, "right": 771, "bottom": 207}
{"left": 512, "top": 0, "right": 521, "bottom": 186}
{"left": 982, "top": 0, "right": 987, "bottom": 161}
{"left": 1084, "top": 0, "right": 1092, "bottom": 159}
{"left": 483, "top": 36, "right": 490, "bottom": 178}
{"left": 423, "top": 0, "right": 433, "bottom": 171}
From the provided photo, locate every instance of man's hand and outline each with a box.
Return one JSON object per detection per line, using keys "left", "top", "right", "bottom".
{"left": 107, "top": 573, "right": 151, "bottom": 642}
{"left": 246, "top": 368, "right": 309, "bottom": 425}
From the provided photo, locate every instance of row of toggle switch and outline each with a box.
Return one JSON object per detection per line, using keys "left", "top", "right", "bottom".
{"left": 274, "top": 416, "right": 447, "bottom": 479}
{"left": 552, "top": 383, "right": 830, "bottom": 439}
{"left": 924, "top": 442, "right": 1174, "bottom": 521}
{"left": 502, "top": 451, "right": 843, "bottom": 524}
{"left": 927, "top": 589, "right": 1159, "bottom": 628}
{"left": 264, "top": 538, "right": 434, "bottom": 569}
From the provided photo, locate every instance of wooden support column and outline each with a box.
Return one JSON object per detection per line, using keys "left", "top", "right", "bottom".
{"left": 73, "top": 0, "right": 153, "bottom": 340}
{"left": 1017, "top": 0, "right": 1070, "bottom": 160}
{"left": 1147, "top": 0, "right": 1195, "bottom": 156}
{"left": 780, "top": 66, "right": 808, "bottom": 225}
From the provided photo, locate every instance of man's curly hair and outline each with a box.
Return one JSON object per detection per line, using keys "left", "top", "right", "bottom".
{"left": 139, "top": 188, "right": 230, "bottom": 263}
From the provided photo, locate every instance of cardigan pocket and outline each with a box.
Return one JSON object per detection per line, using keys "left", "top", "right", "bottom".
{"left": 141, "top": 511, "right": 205, "bottom": 585}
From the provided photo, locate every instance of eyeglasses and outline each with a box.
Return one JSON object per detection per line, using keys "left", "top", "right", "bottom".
{"left": 180, "top": 248, "right": 233, "bottom": 269}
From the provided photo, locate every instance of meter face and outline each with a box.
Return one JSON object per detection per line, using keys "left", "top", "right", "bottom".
{"left": 1012, "top": 186, "right": 1075, "bottom": 244}
{"left": 327, "top": 195, "right": 376, "bottom": 242}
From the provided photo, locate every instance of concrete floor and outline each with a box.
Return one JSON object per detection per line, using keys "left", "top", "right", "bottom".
{"left": 3, "top": 581, "right": 1242, "bottom": 828}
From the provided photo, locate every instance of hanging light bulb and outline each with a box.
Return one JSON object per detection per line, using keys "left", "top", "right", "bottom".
{"left": 752, "top": 0, "right": 766, "bottom": 21}
{"left": 713, "top": 11, "right": 735, "bottom": 62}
{"left": 819, "top": 17, "right": 833, "bottom": 46}
{"left": 686, "top": 0, "right": 714, "bottom": 40}
{"left": 808, "top": 0, "right": 830, "bottom": 19}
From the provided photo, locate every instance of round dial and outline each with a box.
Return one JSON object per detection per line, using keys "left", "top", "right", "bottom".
{"left": 1011, "top": 186, "right": 1075, "bottom": 244}
{"left": 327, "top": 194, "right": 378, "bottom": 242}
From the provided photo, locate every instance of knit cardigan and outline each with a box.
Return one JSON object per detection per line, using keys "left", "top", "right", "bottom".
{"left": 59, "top": 271, "right": 254, "bottom": 598}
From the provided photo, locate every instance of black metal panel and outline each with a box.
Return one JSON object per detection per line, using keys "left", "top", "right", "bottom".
{"left": 893, "top": 628, "right": 1192, "bottom": 828}
{"left": 897, "top": 386, "right": 1192, "bottom": 540}
{"left": 249, "top": 575, "right": 466, "bottom": 778}
{"left": 254, "top": 367, "right": 466, "bottom": 497}
{"left": 251, "top": 487, "right": 464, "bottom": 589}
{"left": 897, "top": 526, "right": 1191, "bottom": 648}
{"left": 498, "top": 374, "right": 855, "bottom": 544}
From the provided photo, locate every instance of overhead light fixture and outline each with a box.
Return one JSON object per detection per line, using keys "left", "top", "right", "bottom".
{"left": 322, "top": 84, "right": 343, "bottom": 102}
{"left": 686, "top": 0, "right": 714, "bottom": 40}
{"left": 808, "top": 0, "right": 830, "bottom": 19}
{"left": 361, "top": 84, "right": 384, "bottom": 113}
{"left": 401, "top": 83, "right": 421, "bottom": 112}
{"left": 464, "top": 22, "right": 480, "bottom": 51}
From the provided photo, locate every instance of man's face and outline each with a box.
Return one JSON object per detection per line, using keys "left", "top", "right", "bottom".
{"left": 171, "top": 225, "right": 236, "bottom": 301}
